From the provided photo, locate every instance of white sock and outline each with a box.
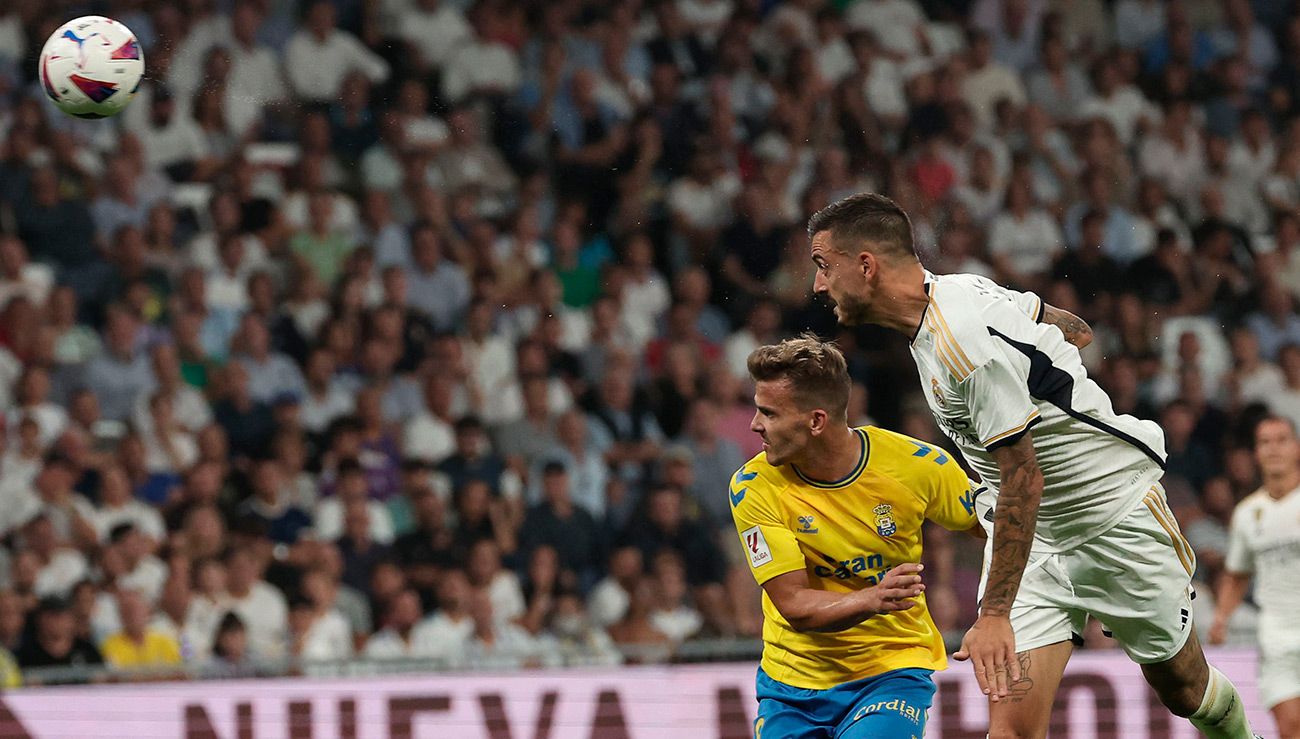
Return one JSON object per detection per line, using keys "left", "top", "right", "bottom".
{"left": 1188, "top": 666, "right": 1254, "bottom": 739}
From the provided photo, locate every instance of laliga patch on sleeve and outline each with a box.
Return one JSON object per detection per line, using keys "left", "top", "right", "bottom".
{"left": 741, "top": 525, "right": 773, "bottom": 567}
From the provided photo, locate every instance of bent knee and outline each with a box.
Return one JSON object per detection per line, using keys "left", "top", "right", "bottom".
{"left": 1155, "top": 683, "right": 1203, "bottom": 718}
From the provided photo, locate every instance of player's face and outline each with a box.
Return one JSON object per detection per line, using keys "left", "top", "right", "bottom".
{"left": 1255, "top": 419, "right": 1300, "bottom": 477}
{"left": 751, "top": 379, "right": 812, "bottom": 467}
{"left": 810, "top": 231, "right": 872, "bottom": 325}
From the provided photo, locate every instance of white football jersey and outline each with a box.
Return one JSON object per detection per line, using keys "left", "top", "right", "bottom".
{"left": 911, "top": 271, "right": 1167, "bottom": 550}
{"left": 1225, "top": 487, "right": 1300, "bottom": 642}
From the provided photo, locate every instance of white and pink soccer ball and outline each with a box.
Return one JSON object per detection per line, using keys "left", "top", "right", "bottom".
{"left": 39, "top": 16, "right": 145, "bottom": 119}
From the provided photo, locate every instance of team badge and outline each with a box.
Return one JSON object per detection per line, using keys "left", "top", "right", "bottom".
{"left": 931, "top": 377, "right": 945, "bottom": 408}
{"left": 797, "top": 515, "right": 818, "bottom": 534}
{"left": 874, "top": 504, "right": 897, "bottom": 537}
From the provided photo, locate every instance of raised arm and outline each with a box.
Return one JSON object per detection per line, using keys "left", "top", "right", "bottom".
{"left": 954, "top": 433, "right": 1044, "bottom": 701}
{"left": 1040, "top": 304, "right": 1093, "bottom": 349}
{"left": 761, "top": 564, "right": 925, "bottom": 633}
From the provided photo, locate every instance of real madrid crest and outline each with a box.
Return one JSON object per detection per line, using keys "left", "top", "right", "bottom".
{"left": 931, "top": 377, "right": 945, "bottom": 408}
{"left": 874, "top": 503, "right": 897, "bottom": 537}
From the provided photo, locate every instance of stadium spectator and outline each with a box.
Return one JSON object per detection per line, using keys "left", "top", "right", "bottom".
{"left": 100, "top": 589, "right": 182, "bottom": 669}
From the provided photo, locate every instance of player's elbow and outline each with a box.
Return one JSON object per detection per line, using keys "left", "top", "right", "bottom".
{"left": 1072, "top": 323, "right": 1094, "bottom": 349}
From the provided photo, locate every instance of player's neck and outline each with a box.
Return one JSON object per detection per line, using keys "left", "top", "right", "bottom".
{"left": 1262, "top": 469, "right": 1300, "bottom": 499}
{"left": 871, "top": 262, "right": 930, "bottom": 338}
{"left": 794, "top": 425, "right": 862, "bottom": 483}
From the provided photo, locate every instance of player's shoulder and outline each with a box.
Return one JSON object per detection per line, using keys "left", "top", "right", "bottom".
{"left": 930, "top": 273, "right": 1029, "bottom": 325}
{"left": 728, "top": 453, "right": 788, "bottom": 506}
{"left": 1229, "top": 490, "right": 1269, "bottom": 524}
{"left": 922, "top": 274, "right": 1004, "bottom": 370}
{"left": 863, "top": 426, "right": 959, "bottom": 481}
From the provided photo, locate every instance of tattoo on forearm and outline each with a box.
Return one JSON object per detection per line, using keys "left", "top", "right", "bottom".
{"left": 1042, "top": 307, "right": 1092, "bottom": 347}
{"left": 984, "top": 461, "right": 1042, "bottom": 616}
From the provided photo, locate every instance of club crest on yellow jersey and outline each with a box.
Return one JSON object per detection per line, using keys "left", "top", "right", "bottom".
{"left": 874, "top": 504, "right": 897, "bottom": 537}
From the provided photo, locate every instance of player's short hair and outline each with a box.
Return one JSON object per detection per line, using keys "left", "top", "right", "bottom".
{"left": 747, "top": 334, "right": 851, "bottom": 420}
{"left": 806, "top": 192, "right": 917, "bottom": 261}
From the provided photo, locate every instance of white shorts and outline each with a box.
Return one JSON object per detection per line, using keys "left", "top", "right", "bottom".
{"left": 977, "top": 484, "right": 1196, "bottom": 664}
{"left": 1258, "top": 621, "right": 1300, "bottom": 709}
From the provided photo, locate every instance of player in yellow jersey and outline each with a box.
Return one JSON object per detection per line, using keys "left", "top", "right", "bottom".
{"left": 731, "top": 335, "right": 982, "bottom": 738}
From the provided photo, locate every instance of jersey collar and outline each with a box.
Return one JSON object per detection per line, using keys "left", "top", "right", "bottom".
{"left": 910, "top": 271, "right": 937, "bottom": 344}
{"left": 791, "top": 428, "right": 871, "bottom": 489}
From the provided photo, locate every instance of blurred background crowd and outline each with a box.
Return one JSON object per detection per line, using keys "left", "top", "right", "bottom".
{"left": 0, "top": 0, "right": 1290, "bottom": 682}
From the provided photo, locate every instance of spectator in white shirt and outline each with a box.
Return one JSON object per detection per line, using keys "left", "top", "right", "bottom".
{"left": 140, "top": 87, "right": 216, "bottom": 181}
{"left": 413, "top": 569, "right": 475, "bottom": 661}
{"left": 364, "top": 588, "right": 443, "bottom": 660}
{"left": 133, "top": 343, "right": 213, "bottom": 436}
{"left": 88, "top": 464, "right": 166, "bottom": 547}
{"left": 961, "top": 30, "right": 1028, "bottom": 131}
{"left": 141, "top": 392, "right": 199, "bottom": 475}
{"left": 646, "top": 551, "right": 702, "bottom": 643}
{"left": 290, "top": 568, "right": 354, "bottom": 663}
{"left": 949, "top": 145, "right": 1006, "bottom": 225}
{"left": 466, "top": 539, "right": 526, "bottom": 624}
{"left": 22, "top": 514, "right": 90, "bottom": 600}
{"left": 1224, "top": 327, "right": 1285, "bottom": 408}
{"left": 440, "top": 13, "right": 522, "bottom": 103}
{"left": 315, "top": 461, "right": 396, "bottom": 545}
{"left": 234, "top": 315, "right": 307, "bottom": 406}
{"left": 845, "top": 0, "right": 929, "bottom": 61}
{"left": 224, "top": 547, "right": 289, "bottom": 661}
{"left": 0, "top": 236, "right": 53, "bottom": 309}
{"left": 110, "top": 524, "right": 169, "bottom": 605}
{"left": 1078, "top": 56, "right": 1159, "bottom": 147}
{"left": 987, "top": 178, "right": 1063, "bottom": 285}
{"left": 300, "top": 347, "right": 355, "bottom": 436}
{"left": 7, "top": 366, "right": 66, "bottom": 451}
{"left": 285, "top": 0, "right": 390, "bottom": 104}
{"left": 462, "top": 588, "right": 556, "bottom": 669}
{"left": 397, "top": 0, "right": 473, "bottom": 73}
{"left": 1138, "top": 98, "right": 1206, "bottom": 204}
{"left": 225, "top": 1, "right": 289, "bottom": 123}
{"left": 588, "top": 546, "right": 643, "bottom": 628}
{"left": 619, "top": 233, "right": 671, "bottom": 350}
{"left": 667, "top": 150, "right": 742, "bottom": 256}
{"left": 723, "top": 300, "right": 781, "bottom": 381}
{"left": 403, "top": 374, "right": 458, "bottom": 465}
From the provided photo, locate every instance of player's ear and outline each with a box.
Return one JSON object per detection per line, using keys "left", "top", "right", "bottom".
{"left": 858, "top": 250, "right": 875, "bottom": 278}
{"left": 807, "top": 409, "right": 828, "bottom": 436}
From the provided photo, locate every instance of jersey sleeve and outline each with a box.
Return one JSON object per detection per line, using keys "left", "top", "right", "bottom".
{"left": 967, "top": 274, "right": 1043, "bottom": 321}
{"left": 1008, "top": 287, "right": 1044, "bottom": 322}
{"left": 728, "top": 467, "right": 804, "bottom": 585}
{"left": 959, "top": 355, "right": 1041, "bottom": 451}
{"left": 924, "top": 456, "right": 980, "bottom": 532}
{"left": 1224, "top": 505, "right": 1255, "bottom": 575}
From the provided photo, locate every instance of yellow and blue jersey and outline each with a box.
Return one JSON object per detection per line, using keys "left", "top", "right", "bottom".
{"left": 729, "top": 426, "right": 978, "bottom": 690}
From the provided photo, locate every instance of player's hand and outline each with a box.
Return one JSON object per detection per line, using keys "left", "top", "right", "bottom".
{"left": 953, "top": 614, "right": 1020, "bottom": 703}
{"left": 1207, "top": 616, "right": 1229, "bottom": 645}
{"left": 864, "top": 563, "right": 925, "bottom": 614}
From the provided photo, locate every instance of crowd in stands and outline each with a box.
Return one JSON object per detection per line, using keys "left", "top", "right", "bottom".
{"left": 0, "top": 0, "right": 1294, "bottom": 680}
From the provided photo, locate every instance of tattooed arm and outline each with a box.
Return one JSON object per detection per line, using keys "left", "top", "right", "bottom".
{"left": 982, "top": 435, "right": 1044, "bottom": 616}
{"left": 1040, "top": 304, "right": 1093, "bottom": 349}
{"left": 954, "top": 433, "right": 1044, "bottom": 702}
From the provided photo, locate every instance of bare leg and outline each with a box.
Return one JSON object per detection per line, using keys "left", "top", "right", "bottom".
{"left": 1141, "top": 631, "right": 1254, "bottom": 738}
{"left": 1272, "top": 696, "right": 1300, "bottom": 739}
{"left": 986, "top": 640, "right": 1073, "bottom": 739}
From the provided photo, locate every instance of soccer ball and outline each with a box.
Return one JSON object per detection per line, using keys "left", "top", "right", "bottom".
{"left": 39, "top": 16, "right": 145, "bottom": 120}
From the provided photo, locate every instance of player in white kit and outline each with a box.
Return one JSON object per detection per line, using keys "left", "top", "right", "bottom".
{"left": 806, "top": 193, "right": 1258, "bottom": 738}
{"left": 1210, "top": 416, "right": 1300, "bottom": 737}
